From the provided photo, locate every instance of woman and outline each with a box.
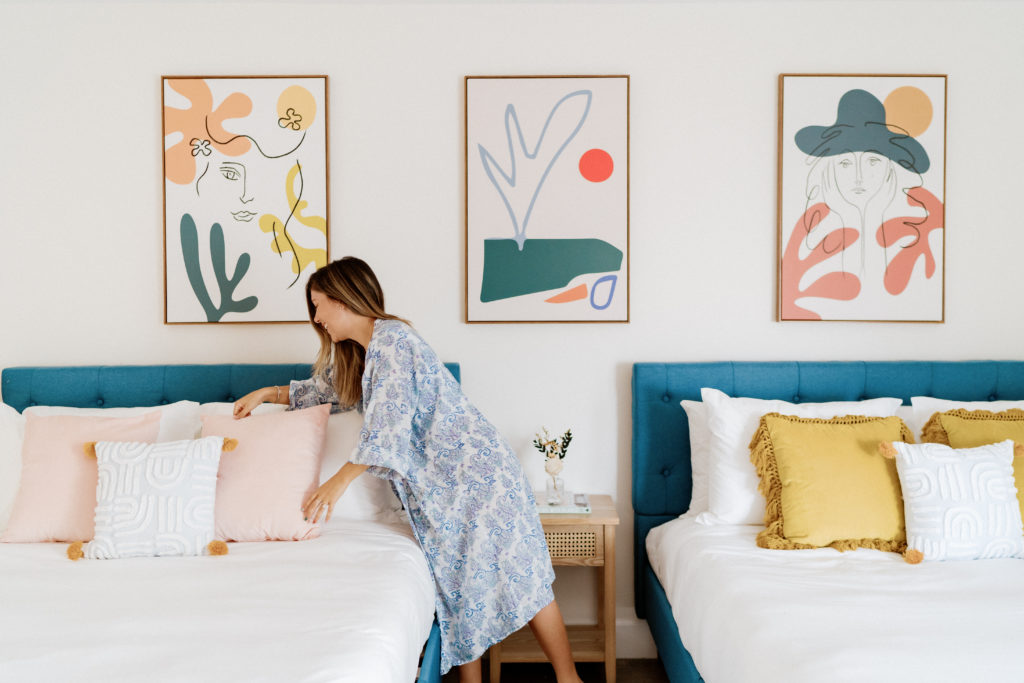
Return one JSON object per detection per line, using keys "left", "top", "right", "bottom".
{"left": 233, "top": 257, "right": 582, "bottom": 683}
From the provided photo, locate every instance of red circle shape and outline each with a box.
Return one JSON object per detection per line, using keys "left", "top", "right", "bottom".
{"left": 579, "top": 148, "right": 614, "bottom": 183}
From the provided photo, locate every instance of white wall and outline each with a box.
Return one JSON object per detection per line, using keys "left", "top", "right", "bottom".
{"left": 3, "top": 0, "right": 1024, "bottom": 658}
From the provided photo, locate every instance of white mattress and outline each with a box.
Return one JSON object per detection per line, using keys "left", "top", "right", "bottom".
{"left": 647, "top": 516, "right": 1024, "bottom": 683}
{"left": 0, "top": 517, "right": 435, "bottom": 682}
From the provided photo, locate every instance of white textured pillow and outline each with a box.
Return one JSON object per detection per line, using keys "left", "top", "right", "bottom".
{"left": 911, "top": 397, "right": 1024, "bottom": 441}
{"left": 701, "top": 388, "right": 903, "bottom": 525}
{"left": 679, "top": 400, "right": 710, "bottom": 517}
{"left": 321, "top": 410, "right": 401, "bottom": 521}
{"left": 84, "top": 437, "right": 225, "bottom": 559}
{"left": 890, "top": 440, "right": 1024, "bottom": 562}
{"left": 0, "top": 404, "right": 26, "bottom": 532}
{"left": 25, "top": 401, "right": 201, "bottom": 442}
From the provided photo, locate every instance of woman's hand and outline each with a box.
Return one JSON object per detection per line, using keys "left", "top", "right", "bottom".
{"left": 232, "top": 387, "right": 276, "bottom": 419}
{"left": 303, "top": 463, "right": 370, "bottom": 523}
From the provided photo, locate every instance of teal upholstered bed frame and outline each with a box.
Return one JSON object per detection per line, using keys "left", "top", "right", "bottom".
{"left": 632, "top": 360, "right": 1024, "bottom": 683}
{"left": 1, "top": 362, "right": 460, "bottom": 683}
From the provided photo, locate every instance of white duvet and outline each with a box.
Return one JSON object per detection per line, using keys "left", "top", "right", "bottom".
{"left": 647, "top": 516, "right": 1024, "bottom": 683}
{"left": 0, "top": 517, "right": 434, "bottom": 683}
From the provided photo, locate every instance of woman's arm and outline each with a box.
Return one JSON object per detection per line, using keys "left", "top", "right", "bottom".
{"left": 302, "top": 462, "right": 370, "bottom": 523}
{"left": 232, "top": 385, "right": 289, "bottom": 419}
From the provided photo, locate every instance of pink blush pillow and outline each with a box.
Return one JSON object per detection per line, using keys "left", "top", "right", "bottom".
{"left": 1, "top": 411, "right": 162, "bottom": 543}
{"left": 202, "top": 404, "right": 330, "bottom": 541}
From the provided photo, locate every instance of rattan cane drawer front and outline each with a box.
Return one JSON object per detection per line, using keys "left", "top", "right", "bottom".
{"left": 544, "top": 525, "right": 604, "bottom": 565}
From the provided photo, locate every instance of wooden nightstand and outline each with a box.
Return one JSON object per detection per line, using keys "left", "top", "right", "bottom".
{"left": 488, "top": 494, "right": 620, "bottom": 683}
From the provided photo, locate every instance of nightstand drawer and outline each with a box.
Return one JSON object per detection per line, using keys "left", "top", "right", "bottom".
{"left": 545, "top": 525, "right": 604, "bottom": 563}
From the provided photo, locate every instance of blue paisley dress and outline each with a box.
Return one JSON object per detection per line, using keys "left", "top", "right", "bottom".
{"left": 289, "top": 319, "right": 555, "bottom": 672}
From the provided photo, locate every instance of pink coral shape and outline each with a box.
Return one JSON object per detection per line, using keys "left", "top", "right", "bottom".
{"left": 164, "top": 79, "right": 253, "bottom": 185}
{"left": 780, "top": 203, "right": 861, "bottom": 320}
{"left": 876, "top": 187, "right": 944, "bottom": 296}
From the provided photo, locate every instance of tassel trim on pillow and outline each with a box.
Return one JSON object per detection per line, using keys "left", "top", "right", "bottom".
{"left": 749, "top": 413, "right": 910, "bottom": 554}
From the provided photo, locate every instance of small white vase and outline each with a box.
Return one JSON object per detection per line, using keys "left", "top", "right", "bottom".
{"left": 545, "top": 475, "right": 566, "bottom": 505}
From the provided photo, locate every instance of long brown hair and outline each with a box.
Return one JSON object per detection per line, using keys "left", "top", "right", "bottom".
{"left": 305, "top": 257, "right": 409, "bottom": 406}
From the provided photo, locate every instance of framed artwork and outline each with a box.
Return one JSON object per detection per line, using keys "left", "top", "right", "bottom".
{"left": 162, "top": 75, "right": 329, "bottom": 323}
{"left": 777, "top": 74, "right": 946, "bottom": 322}
{"left": 465, "top": 75, "right": 629, "bottom": 323}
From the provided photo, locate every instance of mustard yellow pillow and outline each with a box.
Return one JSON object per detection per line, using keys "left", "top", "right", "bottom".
{"left": 921, "top": 408, "right": 1024, "bottom": 525}
{"left": 749, "top": 413, "right": 912, "bottom": 552}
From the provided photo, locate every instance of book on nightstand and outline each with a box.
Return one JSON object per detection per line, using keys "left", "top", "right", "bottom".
{"left": 536, "top": 492, "right": 590, "bottom": 514}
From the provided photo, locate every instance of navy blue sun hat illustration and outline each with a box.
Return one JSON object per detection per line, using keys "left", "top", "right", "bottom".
{"left": 795, "top": 89, "right": 930, "bottom": 174}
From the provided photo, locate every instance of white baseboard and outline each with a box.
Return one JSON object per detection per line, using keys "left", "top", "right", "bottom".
{"left": 615, "top": 615, "right": 657, "bottom": 659}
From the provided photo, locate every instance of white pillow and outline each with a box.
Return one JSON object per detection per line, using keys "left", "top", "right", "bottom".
{"left": 25, "top": 400, "right": 202, "bottom": 442}
{"left": 896, "top": 404, "right": 917, "bottom": 441}
{"left": 890, "top": 440, "right": 1024, "bottom": 562}
{"left": 701, "top": 387, "right": 903, "bottom": 525}
{"left": 84, "top": 437, "right": 225, "bottom": 559}
{"left": 679, "top": 400, "right": 710, "bottom": 517}
{"left": 911, "top": 397, "right": 1024, "bottom": 440}
{"left": 0, "top": 404, "right": 26, "bottom": 532}
{"left": 199, "top": 402, "right": 287, "bottom": 418}
{"left": 321, "top": 410, "right": 401, "bottom": 521}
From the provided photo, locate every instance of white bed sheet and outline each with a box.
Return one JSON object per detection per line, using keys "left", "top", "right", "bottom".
{"left": 0, "top": 517, "right": 434, "bottom": 683}
{"left": 647, "top": 516, "right": 1024, "bottom": 683}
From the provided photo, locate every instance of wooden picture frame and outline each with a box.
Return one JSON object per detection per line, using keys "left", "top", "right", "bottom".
{"left": 162, "top": 75, "right": 329, "bottom": 324}
{"left": 465, "top": 75, "right": 630, "bottom": 323}
{"left": 777, "top": 74, "right": 946, "bottom": 322}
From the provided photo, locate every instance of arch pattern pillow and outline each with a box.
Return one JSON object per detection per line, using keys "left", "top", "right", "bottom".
{"left": 886, "top": 440, "right": 1024, "bottom": 563}
{"left": 82, "top": 437, "right": 227, "bottom": 559}
{"left": 921, "top": 408, "right": 1024, "bottom": 525}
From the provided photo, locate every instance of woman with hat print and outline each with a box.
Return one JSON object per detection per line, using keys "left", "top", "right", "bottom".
{"left": 781, "top": 88, "right": 944, "bottom": 320}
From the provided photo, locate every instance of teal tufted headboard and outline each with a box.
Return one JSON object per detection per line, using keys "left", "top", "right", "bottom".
{"left": 631, "top": 360, "right": 1024, "bottom": 618}
{"left": 1, "top": 363, "right": 462, "bottom": 413}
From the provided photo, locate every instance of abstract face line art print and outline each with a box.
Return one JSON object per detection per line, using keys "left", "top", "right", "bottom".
{"left": 777, "top": 74, "right": 946, "bottom": 322}
{"left": 466, "top": 76, "right": 629, "bottom": 323}
{"left": 163, "top": 76, "right": 329, "bottom": 324}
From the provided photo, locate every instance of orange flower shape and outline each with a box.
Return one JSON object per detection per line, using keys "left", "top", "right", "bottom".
{"left": 164, "top": 79, "right": 253, "bottom": 185}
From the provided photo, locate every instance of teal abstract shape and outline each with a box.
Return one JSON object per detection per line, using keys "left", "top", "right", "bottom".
{"left": 794, "top": 89, "right": 929, "bottom": 173}
{"left": 480, "top": 238, "right": 623, "bottom": 302}
{"left": 180, "top": 213, "right": 259, "bottom": 322}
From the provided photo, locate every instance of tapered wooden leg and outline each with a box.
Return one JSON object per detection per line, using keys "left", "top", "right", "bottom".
{"left": 488, "top": 643, "right": 502, "bottom": 683}
{"left": 604, "top": 525, "right": 616, "bottom": 683}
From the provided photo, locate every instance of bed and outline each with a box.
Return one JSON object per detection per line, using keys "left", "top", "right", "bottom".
{"left": 0, "top": 363, "right": 454, "bottom": 683}
{"left": 632, "top": 361, "right": 1024, "bottom": 683}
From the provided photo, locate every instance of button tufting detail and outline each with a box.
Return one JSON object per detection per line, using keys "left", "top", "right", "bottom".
{"left": 989, "top": 395, "right": 998, "bottom": 401}
{"left": 662, "top": 395, "right": 671, "bottom": 403}
{"left": 96, "top": 399, "right": 104, "bottom": 406}
{"left": 160, "top": 399, "right": 170, "bottom": 405}
{"left": 792, "top": 395, "right": 800, "bottom": 402}
{"left": 226, "top": 396, "right": 235, "bottom": 402}
{"left": 661, "top": 468, "right": 672, "bottom": 477}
